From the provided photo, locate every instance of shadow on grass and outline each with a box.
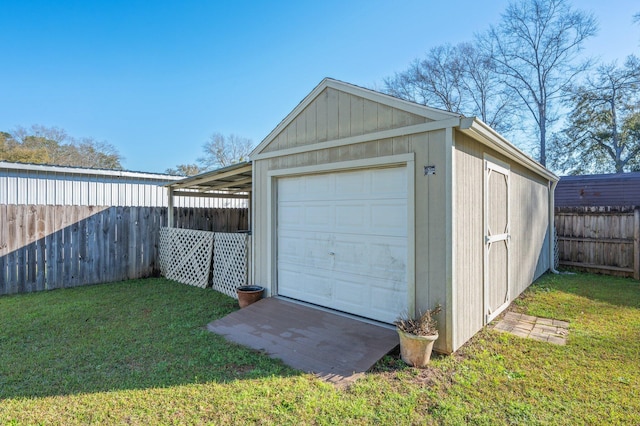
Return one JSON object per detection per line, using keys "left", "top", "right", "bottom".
{"left": 0, "top": 278, "right": 301, "bottom": 400}
{"left": 529, "top": 271, "right": 640, "bottom": 310}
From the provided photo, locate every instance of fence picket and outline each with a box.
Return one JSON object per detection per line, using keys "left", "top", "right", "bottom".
{"left": 556, "top": 207, "right": 639, "bottom": 278}
{"left": 1, "top": 206, "right": 248, "bottom": 295}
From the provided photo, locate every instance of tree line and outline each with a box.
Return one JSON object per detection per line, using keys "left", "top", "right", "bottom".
{"left": 384, "top": 0, "right": 640, "bottom": 174}
{"left": 0, "top": 125, "right": 123, "bottom": 170}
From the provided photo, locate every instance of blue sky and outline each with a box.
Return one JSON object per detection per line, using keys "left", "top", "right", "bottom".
{"left": 1, "top": 0, "right": 638, "bottom": 173}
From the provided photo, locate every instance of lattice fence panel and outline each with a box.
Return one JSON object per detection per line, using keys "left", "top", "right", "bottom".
{"left": 213, "top": 233, "right": 248, "bottom": 298}
{"left": 159, "top": 227, "right": 214, "bottom": 288}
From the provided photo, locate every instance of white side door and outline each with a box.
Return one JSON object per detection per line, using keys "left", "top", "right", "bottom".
{"left": 484, "top": 156, "right": 510, "bottom": 323}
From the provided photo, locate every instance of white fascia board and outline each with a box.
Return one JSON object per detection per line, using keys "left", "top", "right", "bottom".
{"left": 458, "top": 118, "right": 559, "bottom": 183}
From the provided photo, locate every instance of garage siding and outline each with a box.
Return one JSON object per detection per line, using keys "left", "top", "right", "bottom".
{"left": 453, "top": 132, "right": 551, "bottom": 350}
{"left": 453, "top": 133, "right": 485, "bottom": 348}
{"left": 510, "top": 163, "right": 551, "bottom": 293}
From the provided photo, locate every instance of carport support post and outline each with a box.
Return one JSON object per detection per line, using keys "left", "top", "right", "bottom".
{"left": 634, "top": 206, "right": 639, "bottom": 280}
{"left": 167, "top": 187, "right": 175, "bottom": 228}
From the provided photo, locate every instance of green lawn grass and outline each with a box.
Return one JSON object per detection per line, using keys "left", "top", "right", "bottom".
{"left": 0, "top": 273, "right": 638, "bottom": 425}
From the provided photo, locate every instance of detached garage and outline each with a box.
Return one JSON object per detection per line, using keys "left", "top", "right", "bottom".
{"left": 250, "top": 78, "right": 558, "bottom": 354}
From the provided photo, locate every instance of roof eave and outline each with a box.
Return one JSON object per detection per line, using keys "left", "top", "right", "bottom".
{"left": 164, "top": 161, "right": 252, "bottom": 189}
{"left": 458, "top": 117, "right": 559, "bottom": 182}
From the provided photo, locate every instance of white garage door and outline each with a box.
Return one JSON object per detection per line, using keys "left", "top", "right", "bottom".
{"left": 277, "top": 166, "right": 408, "bottom": 324}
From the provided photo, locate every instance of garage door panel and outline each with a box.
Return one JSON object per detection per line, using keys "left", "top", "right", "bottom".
{"left": 369, "top": 242, "right": 407, "bottom": 281}
{"left": 279, "top": 231, "right": 333, "bottom": 269}
{"left": 304, "top": 174, "right": 334, "bottom": 198}
{"left": 277, "top": 166, "right": 409, "bottom": 324}
{"left": 371, "top": 292, "right": 407, "bottom": 323}
{"left": 371, "top": 167, "right": 407, "bottom": 194}
{"left": 335, "top": 171, "right": 366, "bottom": 195}
{"left": 278, "top": 204, "right": 303, "bottom": 226}
{"left": 332, "top": 237, "right": 406, "bottom": 279}
{"left": 303, "top": 204, "right": 333, "bottom": 227}
{"left": 371, "top": 203, "right": 408, "bottom": 236}
{"left": 335, "top": 204, "right": 367, "bottom": 230}
{"left": 278, "top": 178, "right": 304, "bottom": 201}
{"left": 277, "top": 235, "right": 303, "bottom": 258}
{"left": 278, "top": 266, "right": 333, "bottom": 304}
{"left": 333, "top": 277, "right": 367, "bottom": 306}
{"left": 333, "top": 274, "right": 407, "bottom": 324}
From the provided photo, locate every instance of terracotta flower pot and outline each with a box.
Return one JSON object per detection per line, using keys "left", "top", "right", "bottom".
{"left": 236, "top": 285, "right": 264, "bottom": 308}
{"left": 397, "top": 329, "right": 438, "bottom": 367}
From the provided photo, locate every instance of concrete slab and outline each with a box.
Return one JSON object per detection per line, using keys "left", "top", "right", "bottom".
{"left": 207, "top": 297, "right": 399, "bottom": 386}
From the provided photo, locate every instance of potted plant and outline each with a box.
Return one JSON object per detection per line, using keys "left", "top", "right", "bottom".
{"left": 236, "top": 285, "right": 265, "bottom": 308}
{"left": 394, "top": 304, "right": 441, "bottom": 367}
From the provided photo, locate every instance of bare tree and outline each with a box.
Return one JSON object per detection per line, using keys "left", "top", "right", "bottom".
{"left": 458, "top": 42, "right": 518, "bottom": 134}
{"left": 385, "top": 44, "right": 464, "bottom": 113}
{"left": 484, "top": 0, "right": 597, "bottom": 166}
{"left": 550, "top": 56, "right": 640, "bottom": 174}
{"left": 198, "top": 132, "right": 254, "bottom": 169}
{"left": 165, "top": 163, "right": 204, "bottom": 177}
{"left": 384, "top": 42, "right": 515, "bottom": 134}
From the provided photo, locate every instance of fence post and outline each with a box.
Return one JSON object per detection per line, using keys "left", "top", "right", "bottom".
{"left": 634, "top": 207, "right": 640, "bottom": 280}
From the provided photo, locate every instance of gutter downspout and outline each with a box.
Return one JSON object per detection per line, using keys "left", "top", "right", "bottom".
{"left": 549, "top": 179, "right": 560, "bottom": 274}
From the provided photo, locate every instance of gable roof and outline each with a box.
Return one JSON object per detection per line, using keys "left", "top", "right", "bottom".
{"left": 248, "top": 78, "right": 557, "bottom": 182}
{"left": 250, "top": 78, "right": 460, "bottom": 157}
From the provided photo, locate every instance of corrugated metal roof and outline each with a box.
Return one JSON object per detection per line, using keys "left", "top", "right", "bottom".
{"left": 0, "top": 161, "right": 182, "bottom": 181}
{"left": 555, "top": 172, "right": 640, "bottom": 207}
{"left": 165, "top": 161, "right": 252, "bottom": 199}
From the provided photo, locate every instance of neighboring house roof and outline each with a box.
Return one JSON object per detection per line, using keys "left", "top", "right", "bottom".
{"left": 555, "top": 172, "right": 640, "bottom": 207}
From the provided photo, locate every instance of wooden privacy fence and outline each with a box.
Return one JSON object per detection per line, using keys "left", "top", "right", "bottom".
{"left": 0, "top": 205, "right": 248, "bottom": 295}
{"left": 555, "top": 206, "right": 640, "bottom": 279}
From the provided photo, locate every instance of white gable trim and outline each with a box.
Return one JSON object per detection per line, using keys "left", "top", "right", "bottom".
{"left": 326, "top": 79, "right": 459, "bottom": 121}
{"left": 252, "top": 118, "right": 461, "bottom": 161}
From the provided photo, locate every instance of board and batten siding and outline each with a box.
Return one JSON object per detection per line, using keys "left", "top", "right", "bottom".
{"left": 453, "top": 132, "right": 551, "bottom": 349}
{"left": 0, "top": 162, "right": 246, "bottom": 208}
{"left": 261, "top": 87, "right": 431, "bottom": 154}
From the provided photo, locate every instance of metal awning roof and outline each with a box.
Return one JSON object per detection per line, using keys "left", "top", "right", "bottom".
{"left": 165, "top": 162, "right": 252, "bottom": 199}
